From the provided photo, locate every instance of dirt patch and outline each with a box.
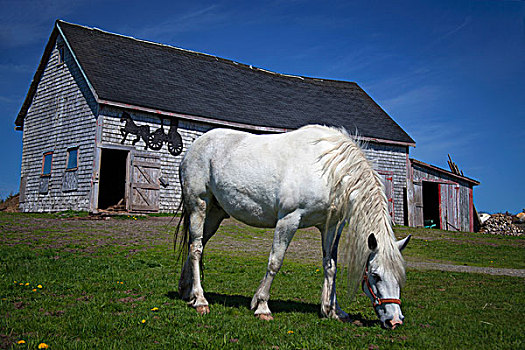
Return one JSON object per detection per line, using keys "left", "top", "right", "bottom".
{"left": 0, "top": 215, "right": 173, "bottom": 254}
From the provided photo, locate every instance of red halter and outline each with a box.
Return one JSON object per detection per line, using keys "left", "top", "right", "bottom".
{"left": 362, "top": 266, "right": 401, "bottom": 308}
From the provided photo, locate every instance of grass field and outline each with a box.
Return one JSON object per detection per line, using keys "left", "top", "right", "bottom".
{"left": 0, "top": 212, "right": 523, "bottom": 349}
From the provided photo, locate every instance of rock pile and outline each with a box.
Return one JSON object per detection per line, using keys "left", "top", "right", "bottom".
{"left": 479, "top": 213, "right": 524, "bottom": 236}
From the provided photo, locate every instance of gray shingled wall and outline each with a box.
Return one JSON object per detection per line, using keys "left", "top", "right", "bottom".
{"left": 362, "top": 144, "right": 408, "bottom": 225}
{"left": 19, "top": 40, "right": 97, "bottom": 212}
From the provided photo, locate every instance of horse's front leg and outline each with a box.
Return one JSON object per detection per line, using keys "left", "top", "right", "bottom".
{"left": 251, "top": 211, "right": 301, "bottom": 320}
{"left": 319, "top": 224, "right": 349, "bottom": 322}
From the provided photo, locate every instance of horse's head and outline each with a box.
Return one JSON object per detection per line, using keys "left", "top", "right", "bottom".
{"left": 121, "top": 112, "right": 131, "bottom": 122}
{"left": 363, "top": 233, "right": 411, "bottom": 330}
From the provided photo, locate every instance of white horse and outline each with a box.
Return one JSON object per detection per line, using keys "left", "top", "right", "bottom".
{"left": 176, "top": 125, "right": 411, "bottom": 329}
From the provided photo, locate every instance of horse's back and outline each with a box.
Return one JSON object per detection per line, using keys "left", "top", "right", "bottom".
{"left": 180, "top": 126, "right": 340, "bottom": 227}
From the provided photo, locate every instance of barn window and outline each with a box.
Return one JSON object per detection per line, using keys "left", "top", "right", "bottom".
{"left": 66, "top": 147, "right": 78, "bottom": 170}
{"left": 41, "top": 152, "right": 53, "bottom": 176}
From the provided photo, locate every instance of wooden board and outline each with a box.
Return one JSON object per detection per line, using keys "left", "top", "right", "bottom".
{"left": 128, "top": 152, "right": 160, "bottom": 212}
{"left": 412, "top": 180, "right": 424, "bottom": 227}
{"left": 378, "top": 172, "right": 395, "bottom": 223}
{"left": 440, "top": 183, "right": 460, "bottom": 231}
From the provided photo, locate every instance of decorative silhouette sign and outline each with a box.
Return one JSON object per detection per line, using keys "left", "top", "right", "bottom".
{"left": 148, "top": 118, "right": 184, "bottom": 156}
{"left": 120, "top": 112, "right": 150, "bottom": 149}
{"left": 120, "top": 112, "right": 183, "bottom": 156}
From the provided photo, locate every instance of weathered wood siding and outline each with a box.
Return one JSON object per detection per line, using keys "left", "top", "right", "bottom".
{"left": 19, "top": 37, "right": 97, "bottom": 212}
{"left": 362, "top": 144, "right": 408, "bottom": 225}
{"left": 409, "top": 161, "right": 473, "bottom": 232}
{"left": 98, "top": 106, "right": 212, "bottom": 212}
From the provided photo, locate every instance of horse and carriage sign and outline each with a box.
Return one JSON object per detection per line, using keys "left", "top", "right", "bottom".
{"left": 120, "top": 112, "right": 183, "bottom": 156}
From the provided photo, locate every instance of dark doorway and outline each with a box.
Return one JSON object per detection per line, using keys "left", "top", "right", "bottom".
{"left": 422, "top": 182, "right": 440, "bottom": 229}
{"left": 98, "top": 148, "right": 128, "bottom": 210}
{"left": 403, "top": 188, "right": 409, "bottom": 226}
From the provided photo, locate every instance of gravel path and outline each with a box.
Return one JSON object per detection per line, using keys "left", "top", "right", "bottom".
{"left": 407, "top": 261, "right": 525, "bottom": 278}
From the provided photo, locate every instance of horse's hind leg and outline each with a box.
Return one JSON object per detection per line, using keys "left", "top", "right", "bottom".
{"left": 179, "top": 202, "right": 227, "bottom": 296}
{"left": 319, "top": 224, "right": 349, "bottom": 321}
{"left": 120, "top": 129, "right": 128, "bottom": 144}
{"left": 251, "top": 211, "right": 301, "bottom": 320}
{"left": 179, "top": 195, "right": 209, "bottom": 314}
{"left": 179, "top": 199, "right": 228, "bottom": 314}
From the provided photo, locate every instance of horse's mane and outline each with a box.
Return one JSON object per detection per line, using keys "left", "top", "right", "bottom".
{"left": 314, "top": 125, "right": 406, "bottom": 298}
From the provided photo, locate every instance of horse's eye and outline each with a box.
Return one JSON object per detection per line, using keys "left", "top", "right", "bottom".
{"left": 371, "top": 273, "right": 381, "bottom": 281}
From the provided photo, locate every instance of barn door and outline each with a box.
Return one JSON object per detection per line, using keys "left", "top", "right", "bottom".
{"left": 378, "top": 172, "right": 395, "bottom": 223}
{"left": 412, "top": 181, "right": 424, "bottom": 227}
{"left": 440, "top": 183, "right": 460, "bottom": 231}
{"left": 128, "top": 152, "right": 160, "bottom": 212}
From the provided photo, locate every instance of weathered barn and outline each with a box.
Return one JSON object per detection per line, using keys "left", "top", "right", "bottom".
{"left": 14, "top": 20, "right": 479, "bottom": 231}
{"left": 407, "top": 159, "right": 480, "bottom": 232}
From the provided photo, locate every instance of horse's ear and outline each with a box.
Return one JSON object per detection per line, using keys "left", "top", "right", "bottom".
{"left": 368, "top": 234, "right": 378, "bottom": 251}
{"left": 396, "top": 235, "right": 411, "bottom": 252}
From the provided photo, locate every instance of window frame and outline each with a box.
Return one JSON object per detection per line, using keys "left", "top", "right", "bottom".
{"left": 41, "top": 151, "right": 54, "bottom": 177}
{"left": 66, "top": 147, "right": 79, "bottom": 171}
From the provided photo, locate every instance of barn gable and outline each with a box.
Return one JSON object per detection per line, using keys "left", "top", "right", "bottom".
{"left": 17, "top": 29, "right": 99, "bottom": 212}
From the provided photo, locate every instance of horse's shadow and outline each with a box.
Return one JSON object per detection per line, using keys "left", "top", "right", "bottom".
{"left": 166, "top": 291, "right": 379, "bottom": 327}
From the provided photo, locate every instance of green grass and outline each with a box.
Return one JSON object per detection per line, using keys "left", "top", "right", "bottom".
{"left": 0, "top": 213, "right": 523, "bottom": 349}
{"left": 394, "top": 226, "right": 524, "bottom": 269}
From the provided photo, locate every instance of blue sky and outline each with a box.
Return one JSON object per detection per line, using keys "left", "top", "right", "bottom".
{"left": 1, "top": 0, "right": 523, "bottom": 213}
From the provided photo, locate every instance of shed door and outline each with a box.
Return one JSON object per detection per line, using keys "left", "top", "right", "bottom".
{"left": 440, "top": 183, "right": 460, "bottom": 231}
{"left": 129, "top": 152, "right": 160, "bottom": 212}
{"left": 378, "top": 172, "right": 395, "bottom": 223}
{"left": 412, "top": 181, "right": 424, "bottom": 227}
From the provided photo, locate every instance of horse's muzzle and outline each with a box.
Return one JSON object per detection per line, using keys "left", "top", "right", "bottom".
{"left": 384, "top": 316, "right": 404, "bottom": 329}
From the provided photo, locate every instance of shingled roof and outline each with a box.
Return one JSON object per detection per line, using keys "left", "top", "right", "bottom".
{"left": 16, "top": 20, "right": 415, "bottom": 145}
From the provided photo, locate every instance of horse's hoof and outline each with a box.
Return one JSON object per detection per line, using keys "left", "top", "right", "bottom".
{"left": 338, "top": 315, "right": 351, "bottom": 323}
{"left": 196, "top": 305, "right": 210, "bottom": 315}
{"left": 256, "top": 313, "right": 274, "bottom": 321}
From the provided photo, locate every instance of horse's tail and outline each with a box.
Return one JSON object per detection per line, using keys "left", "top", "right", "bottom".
{"left": 173, "top": 194, "right": 189, "bottom": 266}
{"left": 173, "top": 194, "right": 206, "bottom": 283}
